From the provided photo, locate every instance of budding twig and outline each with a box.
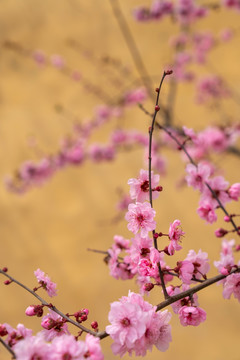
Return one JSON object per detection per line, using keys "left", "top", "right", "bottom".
{"left": 149, "top": 71, "right": 173, "bottom": 300}
{"left": 0, "top": 269, "right": 97, "bottom": 337}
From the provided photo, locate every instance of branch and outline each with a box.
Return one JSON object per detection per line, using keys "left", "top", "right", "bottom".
{"left": 156, "top": 267, "right": 240, "bottom": 311}
{"left": 0, "top": 337, "right": 16, "bottom": 359}
{"left": 155, "top": 122, "right": 239, "bottom": 235}
{"left": 108, "top": 0, "right": 155, "bottom": 101}
{"left": 0, "top": 269, "right": 97, "bottom": 337}
{"left": 149, "top": 71, "right": 172, "bottom": 300}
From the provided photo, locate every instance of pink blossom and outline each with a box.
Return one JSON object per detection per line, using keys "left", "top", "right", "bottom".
{"left": 175, "top": 0, "right": 208, "bottom": 25}
{"left": 62, "top": 141, "right": 85, "bottom": 165}
{"left": 124, "top": 87, "right": 147, "bottom": 105}
{"left": 33, "top": 50, "right": 46, "bottom": 66}
{"left": 106, "top": 291, "right": 172, "bottom": 356}
{"left": 138, "top": 248, "right": 161, "bottom": 278}
{"left": 168, "top": 220, "right": 184, "bottom": 255}
{"left": 186, "top": 249, "right": 210, "bottom": 280}
{"left": 228, "top": 183, "right": 240, "bottom": 201}
{"left": 178, "top": 306, "right": 206, "bottom": 326}
{"left": 167, "top": 285, "right": 198, "bottom": 314}
{"left": 185, "top": 162, "right": 211, "bottom": 191}
{"left": 197, "top": 200, "right": 217, "bottom": 224}
{"left": 196, "top": 75, "right": 230, "bottom": 104}
{"left": 88, "top": 144, "right": 115, "bottom": 162}
{"left": 125, "top": 202, "right": 156, "bottom": 237}
{"left": 84, "top": 334, "right": 104, "bottom": 360}
{"left": 112, "top": 235, "right": 130, "bottom": 251}
{"left": 134, "top": 309, "right": 172, "bottom": 356}
{"left": 19, "top": 159, "right": 54, "bottom": 185}
{"left": 193, "top": 32, "right": 215, "bottom": 63}
{"left": 13, "top": 335, "right": 51, "bottom": 359}
{"left": 106, "top": 301, "right": 147, "bottom": 351}
{"left": 201, "top": 176, "right": 230, "bottom": 207}
{"left": 203, "top": 127, "right": 230, "bottom": 152}
{"left": 128, "top": 169, "right": 160, "bottom": 202}
{"left": 222, "top": 273, "right": 240, "bottom": 301}
{"left": 5, "top": 323, "right": 32, "bottom": 347}
{"left": 214, "top": 239, "right": 235, "bottom": 275}
{"left": 51, "top": 54, "right": 65, "bottom": 68}
{"left": 108, "top": 248, "right": 133, "bottom": 280}
{"left": 126, "top": 234, "right": 153, "bottom": 275}
{"left": 222, "top": 0, "right": 240, "bottom": 10}
{"left": 34, "top": 269, "right": 57, "bottom": 297}
{"left": 41, "top": 310, "right": 69, "bottom": 341}
{"left": 175, "top": 260, "right": 194, "bottom": 284}
{"left": 49, "top": 334, "right": 87, "bottom": 360}
{"left": 116, "top": 193, "right": 132, "bottom": 212}
{"left": 25, "top": 305, "right": 43, "bottom": 317}
{"left": 150, "top": 0, "right": 173, "bottom": 20}
{"left": 219, "top": 28, "right": 233, "bottom": 42}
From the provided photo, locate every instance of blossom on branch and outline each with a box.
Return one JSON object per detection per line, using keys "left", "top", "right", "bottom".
{"left": 125, "top": 202, "right": 156, "bottom": 237}
{"left": 34, "top": 269, "right": 57, "bottom": 297}
{"left": 106, "top": 291, "right": 172, "bottom": 356}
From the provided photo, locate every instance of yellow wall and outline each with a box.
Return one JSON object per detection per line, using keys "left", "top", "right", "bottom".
{"left": 0, "top": 1, "right": 240, "bottom": 359}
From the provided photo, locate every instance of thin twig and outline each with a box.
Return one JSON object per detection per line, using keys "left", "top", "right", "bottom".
{"left": 155, "top": 122, "right": 239, "bottom": 235}
{"left": 149, "top": 71, "right": 171, "bottom": 300}
{"left": 0, "top": 337, "right": 16, "bottom": 359}
{"left": 0, "top": 269, "right": 97, "bottom": 337}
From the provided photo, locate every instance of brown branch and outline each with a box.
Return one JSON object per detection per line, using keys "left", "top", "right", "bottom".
{"left": 155, "top": 122, "right": 239, "bottom": 235}
{"left": 149, "top": 71, "right": 172, "bottom": 300}
{"left": 0, "top": 337, "right": 16, "bottom": 359}
{"left": 0, "top": 269, "right": 97, "bottom": 337}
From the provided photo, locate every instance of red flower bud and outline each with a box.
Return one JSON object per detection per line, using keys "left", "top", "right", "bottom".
{"left": 91, "top": 321, "right": 98, "bottom": 330}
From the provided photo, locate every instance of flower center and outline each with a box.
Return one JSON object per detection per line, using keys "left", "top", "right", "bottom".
{"left": 137, "top": 214, "right": 144, "bottom": 225}
{"left": 121, "top": 317, "right": 131, "bottom": 327}
{"left": 141, "top": 180, "right": 149, "bottom": 192}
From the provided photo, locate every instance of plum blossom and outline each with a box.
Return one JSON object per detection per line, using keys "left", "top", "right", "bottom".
{"left": 185, "top": 162, "right": 211, "bottom": 191}
{"left": 201, "top": 176, "right": 230, "bottom": 207}
{"left": 214, "top": 239, "right": 235, "bottom": 275}
{"left": 84, "top": 334, "right": 104, "bottom": 360}
{"left": 228, "top": 183, "right": 240, "bottom": 201}
{"left": 196, "top": 75, "right": 230, "bottom": 104}
{"left": 106, "top": 291, "right": 171, "bottom": 356}
{"left": 108, "top": 247, "right": 133, "bottom": 280}
{"left": 124, "top": 87, "right": 147, "bottom": 105}
{"left": 128, "top": 169, "right": 160, "bottom": 202}
{"left": 125, "top": 202, "right": 156, "bottom": 237}
{"left": 186, "top": 249, "right": 210, "bottom": 280}
{"left": 167, "top": 285, "right": 199, "bottom": 314}
{"left": 41, "top": 310, "right": 70, "bottom": 341}
{"left": 13, "top": 334, "right": 51, "bottom": 360}
{"left": 50, "top": 334, "right": 87, "bottom": 359}
{"left": 34, "top": 269, "right": 57, "bottom": 297}
{"left": 222, "top": 273, "right": 240, "bottom": 302}
{"left": 178, "top": 306, "right": 206, "bottom": 326}
{"left": 168, "top": 220, "right": 184, "bottom": 255}
{"left": 197, "top": 200, "right": 217, "bottom": 224}
{"left": 4, "top": 323, "right": 32, "bottom": 348}
{"left": 175, "top": 261, "right": 194, "bottom": 284}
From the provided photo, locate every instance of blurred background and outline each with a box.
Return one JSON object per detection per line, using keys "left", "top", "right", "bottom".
{"left": 0, "top": 1, "right": 240, "bottom": 359}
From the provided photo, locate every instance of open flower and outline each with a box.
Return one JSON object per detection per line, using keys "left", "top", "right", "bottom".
{"left": 125, "top": 202, "right": 156, "bottom": 237}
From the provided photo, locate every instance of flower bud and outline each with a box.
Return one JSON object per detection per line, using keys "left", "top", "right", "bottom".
{"left": 25, "top": 305, "right": 43, "bottom": 317}
{"left": 91, "top": 321, "right": 98, "bottom": 330}
{"left": 215, "top": 228, "right": 228, "bottom": 237}
{"left": 143, "top": 283, "right": 154, "bottom": 292}
{"left": 41, "top": 317, "right": 55, "bottom": 330}
{"left": 0, "top": 324, "right": 8, "bottom": 336}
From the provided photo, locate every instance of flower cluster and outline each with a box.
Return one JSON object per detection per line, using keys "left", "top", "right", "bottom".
{"left": 0, "top": 323, "right": 104, "bottom": 360}
{"left": 106, "top": 291, "right": 172, "bottom": 356}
